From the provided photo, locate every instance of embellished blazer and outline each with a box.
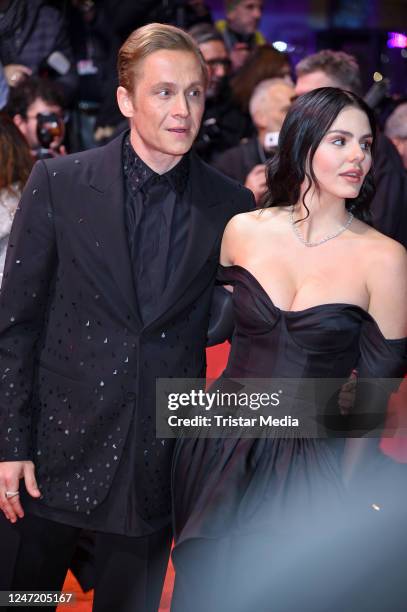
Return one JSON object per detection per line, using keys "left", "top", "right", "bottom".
{"left": 0, "top": 132, "right": 254, "bottom": 523}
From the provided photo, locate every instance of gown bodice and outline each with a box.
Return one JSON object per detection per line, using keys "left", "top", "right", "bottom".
{"left": 219, "top": 264, "right": 405, "bottom": 381}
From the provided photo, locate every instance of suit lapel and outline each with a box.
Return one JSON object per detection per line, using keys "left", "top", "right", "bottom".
{"left": 82, "top": 141, "right": 224, "bottom": 332}
{"left": 82, "top": 132, "right": 142, "bottom": 328}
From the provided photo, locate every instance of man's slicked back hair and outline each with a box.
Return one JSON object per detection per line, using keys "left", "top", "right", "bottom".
{"left": 118, "top": 22, "right": 208, "bottom": 93}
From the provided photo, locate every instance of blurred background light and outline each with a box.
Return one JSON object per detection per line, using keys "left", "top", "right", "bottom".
{"left": 387, "top": 32, "right": 407, "bottom": 48}
{"left": 272, "top": 41, "right": 288, "bottom": 52}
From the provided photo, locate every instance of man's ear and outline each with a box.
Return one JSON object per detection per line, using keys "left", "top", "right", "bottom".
{"left": 13, "top": 114, "right": 24, "bottom": 129}
{"left": 117, "top": 86, "right": 134, "bottom": 118}
{"left": 13, "top": 114, "right": 28, "bottom": 138}
{"left": 252, "top": 108, "right": 266, "bottom": 132}
{"left": 391, "top": 137, "right": 404, "bottom": 158}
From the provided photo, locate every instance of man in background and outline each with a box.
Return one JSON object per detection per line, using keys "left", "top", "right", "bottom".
{"left": 295, "top": 49, "right": 407, "bottom": 248}
{"left": 215, "top": 78, "right": 294, "bottom": 203}
{"left": 6, "top": 77, "right": 67, "bottom": 157}
{"left": 385, "top": 102, "right": 407, "bottom": 171}
{"left": 190, "top": 23, "right": 248, "bottom": 162}
{"left": 216, "top": 0, "right": 265, "bottom": 72}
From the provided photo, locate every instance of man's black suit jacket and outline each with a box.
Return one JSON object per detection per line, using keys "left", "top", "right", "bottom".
{"left": 0, "top": 132, "right": 254, "bottom": 528}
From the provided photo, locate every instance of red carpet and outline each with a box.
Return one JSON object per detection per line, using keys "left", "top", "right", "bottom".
{"left": 58, "top": 558, "right": 175, "bottom": 611}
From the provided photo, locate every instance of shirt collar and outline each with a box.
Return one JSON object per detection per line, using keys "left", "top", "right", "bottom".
{"left": 123, "top": 134, "right": 189, "bottom": 195}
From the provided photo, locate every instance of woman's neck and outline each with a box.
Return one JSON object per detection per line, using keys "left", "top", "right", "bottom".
{"left": 292, "top": 191, "right": 350, "bottom": 244}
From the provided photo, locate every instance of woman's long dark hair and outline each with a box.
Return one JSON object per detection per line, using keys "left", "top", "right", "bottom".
{"left": 262, "top": 87, "right": 377, "bottom": 221}
{"left": 0, "top": 113, "right": 33, "bottom": 196}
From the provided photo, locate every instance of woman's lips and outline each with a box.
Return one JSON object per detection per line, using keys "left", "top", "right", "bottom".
{"left": 339, "top": 171, "right": 363, "bottom": 183}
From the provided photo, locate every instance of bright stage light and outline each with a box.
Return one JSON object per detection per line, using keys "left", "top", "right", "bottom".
{"left": 387, "top": 32, "right": 407, "bottom": 48}
{"left": 273, "top": 41, "right": 288, "bottom": 52}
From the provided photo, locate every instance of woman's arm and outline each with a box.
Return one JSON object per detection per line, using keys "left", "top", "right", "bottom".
{"left": 342, "top": 239, "right": 407, "bottom": 485}
{"left": 366, "top": 239, "right": 407, "bottom": 339}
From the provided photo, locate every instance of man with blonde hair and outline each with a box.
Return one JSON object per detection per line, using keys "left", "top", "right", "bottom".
{"left": 0, "top": 22, "right": 254, "bottom": 610}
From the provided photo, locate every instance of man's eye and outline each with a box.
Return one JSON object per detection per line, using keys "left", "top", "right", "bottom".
{"left": 189, "top": 89, "right": 202, "bottom": 97}
{"left": 158, "top": 90, "right": 170, "bottom": 97}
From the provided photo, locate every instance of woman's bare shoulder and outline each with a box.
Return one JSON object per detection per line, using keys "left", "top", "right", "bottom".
{"left": 221, "top": 207, "right": 290, "bottom": 265}
{"left": 345, "top": 220, "right": 406, "bottom": 337}
{"left": 224, "top": 206, "right": 289, "bottom": 233}
{"left": 353, "top": 219, "right": 407, "bottom": 263}
{"left": 370, "top": 233, "right": 407, "bottom": 274}
{"left": 361, "top": 223, "right": 407, "bottom": 300}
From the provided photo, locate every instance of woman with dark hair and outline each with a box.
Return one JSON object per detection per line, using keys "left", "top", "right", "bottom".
{"left": 0, "top": 112, "right": 33, "bottom": 281}
{"left": 171, "top": 88, "right": 407, "bottom": 611}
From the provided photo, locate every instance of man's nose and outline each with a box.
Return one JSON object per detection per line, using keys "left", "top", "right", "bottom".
{"left": 173, "top": 93, "right": 189, "bottom": 117}
{"left": 214, "top": 64, "right": 226, "bottom": 78}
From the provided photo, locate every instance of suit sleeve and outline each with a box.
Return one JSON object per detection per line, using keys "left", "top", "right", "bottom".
{"left": 206, "top": 184, "right": 254, "bottom": 346}
{"left": 207, "top": 285, "right": 234, "bottom": 346}
{"left": 0, "top": 161, "right": 57, "bottom": 461}
{"left": 236, "top": 184, "right": 256, "bottom": 213}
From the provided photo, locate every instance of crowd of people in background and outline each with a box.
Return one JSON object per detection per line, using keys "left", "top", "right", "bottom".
{"left": 0, "top": 0, "right": 406, "bottom": 265}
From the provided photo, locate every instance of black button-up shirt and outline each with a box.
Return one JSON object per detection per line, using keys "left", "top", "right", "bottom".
{"left": 123, "top": 135, "right": 190, "bottom": 324}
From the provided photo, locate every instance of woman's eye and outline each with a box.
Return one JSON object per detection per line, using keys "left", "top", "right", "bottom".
{"left": 189, "top": 89, "right": 202, "bottom": 97}
{"left": 361, "top": 141, "right": 372, "bottom": 150}
{"left": 332, "top": 138, "right": 345, "bottom": 146}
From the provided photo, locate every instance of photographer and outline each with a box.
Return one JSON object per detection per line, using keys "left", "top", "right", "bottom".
{"left": 214, "top": 78, "right": 294, "bottom": 203}
{"left": 6, "top": 77, "right": 67, "bottom": 159}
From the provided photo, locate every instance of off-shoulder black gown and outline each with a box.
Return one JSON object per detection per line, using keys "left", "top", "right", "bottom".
{"left": 171, "top": 265, "right": 406, "bottom": 612}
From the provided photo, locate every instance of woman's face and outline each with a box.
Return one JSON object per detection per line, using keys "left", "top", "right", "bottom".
{"left": 311, "top": 106, "right": 373, "bottom": 202}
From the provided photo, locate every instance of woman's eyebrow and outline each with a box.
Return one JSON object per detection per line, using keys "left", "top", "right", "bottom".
{"left": 326, "top": 129, "right": 373, "bottom": 138}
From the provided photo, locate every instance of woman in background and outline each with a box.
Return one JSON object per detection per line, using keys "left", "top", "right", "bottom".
{"left": 171, "top": 88, "right": 407, "bottom": 612}
{"left": 0, "top": 113, "right": 33, "bottom": 281}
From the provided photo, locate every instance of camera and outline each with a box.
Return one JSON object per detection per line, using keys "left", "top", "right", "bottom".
{"left": 34, "top": 112, "right": 65, "bottom": 159}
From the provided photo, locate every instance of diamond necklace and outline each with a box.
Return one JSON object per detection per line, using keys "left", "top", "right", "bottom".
{"left": 290, "top": 206, "right": 354, "bottom": 247}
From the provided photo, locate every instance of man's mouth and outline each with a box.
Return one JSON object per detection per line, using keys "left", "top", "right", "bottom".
{"left": 168, "top": 128, "right": 189, "bottom": 133}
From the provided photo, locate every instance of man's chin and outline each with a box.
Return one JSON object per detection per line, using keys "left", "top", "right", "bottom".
{"left": 164, "top": 140, "right": 195, "bottom": 156}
